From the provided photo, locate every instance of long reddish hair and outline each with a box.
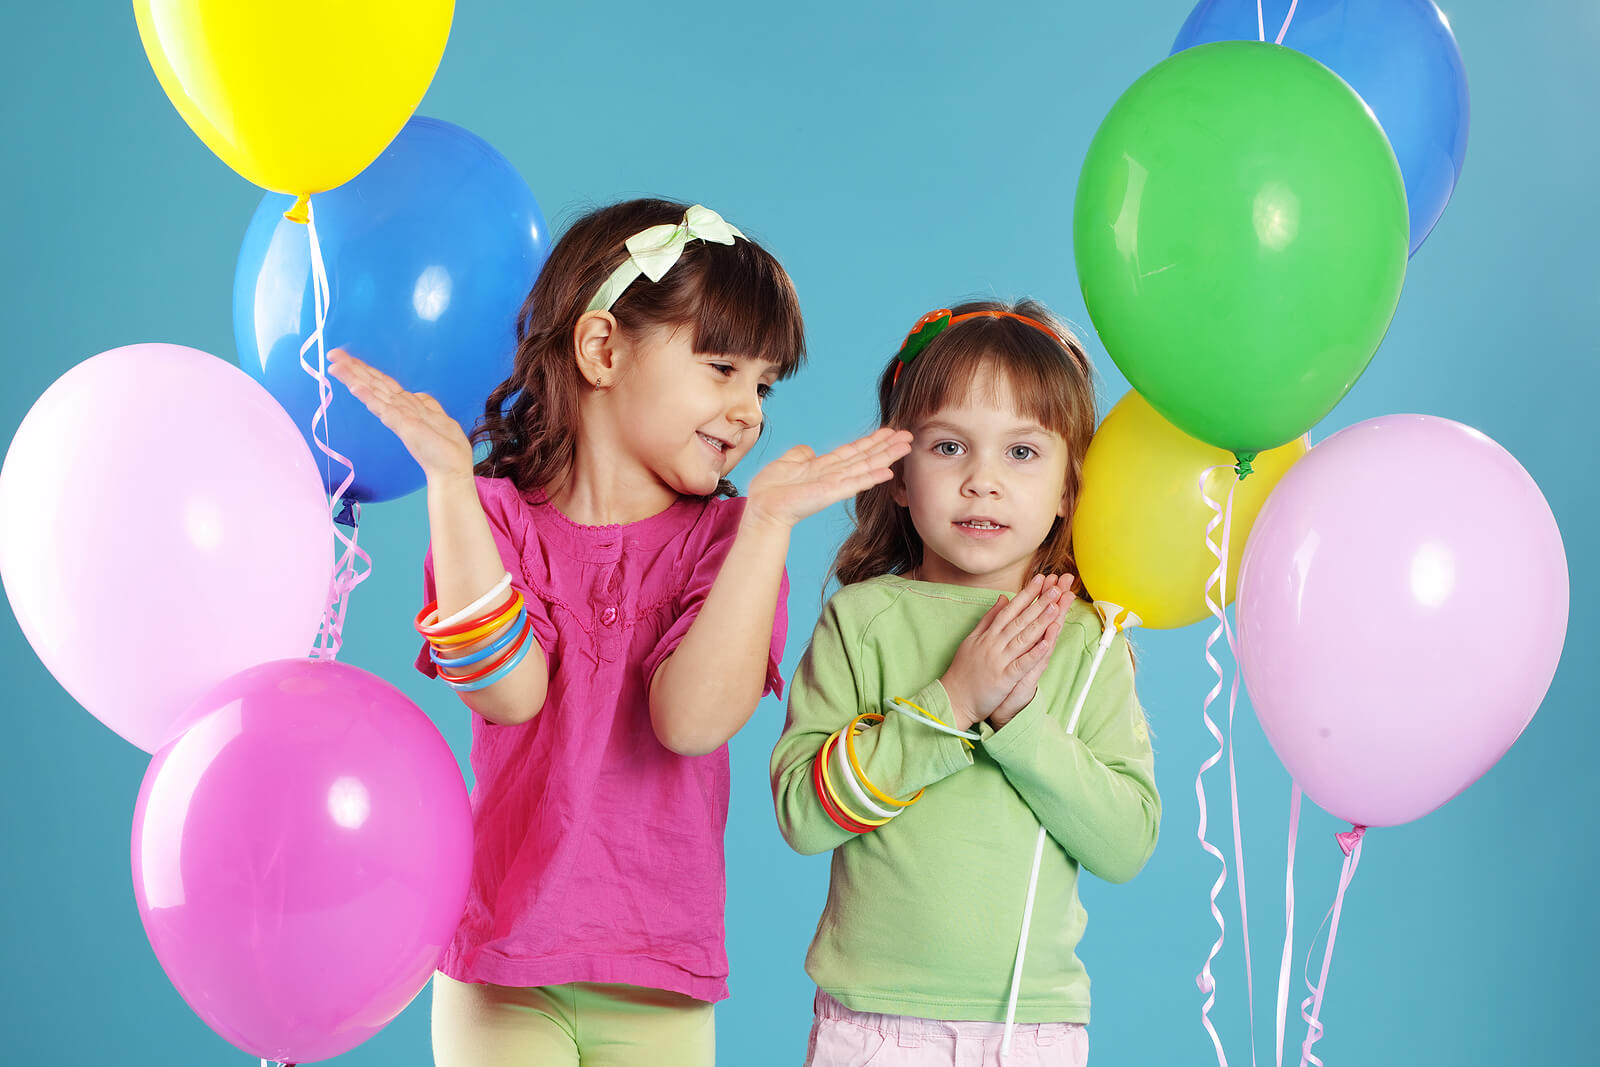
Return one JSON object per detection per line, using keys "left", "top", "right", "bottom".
{"left": 830, "top": 299, "right": 1098, "bottom": 594}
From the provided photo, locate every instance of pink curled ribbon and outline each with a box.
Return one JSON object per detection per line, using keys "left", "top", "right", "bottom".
{"left": 1196, "top": 465, "right": 1252, "bottom": 1067}
{"left": 297, "top": 201, "right": 372, "bottom": 661}
{"left": 1256, "top": 0, "right": 1301, "bottom": 45}
{"left": 1297, "top": 826, "right": 1367, "bottom": 1067}
{"left": 1275, "top": 784, "right": 1303, "bottom": 1067}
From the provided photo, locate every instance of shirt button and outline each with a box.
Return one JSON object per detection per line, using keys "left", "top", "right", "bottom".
{"left": 601, "top": 606, "right": 618, "bottom": 626}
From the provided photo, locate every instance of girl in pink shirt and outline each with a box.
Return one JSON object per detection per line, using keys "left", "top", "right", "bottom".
{"left": 330, "top": 199, "right": 910, "bottom": 1066}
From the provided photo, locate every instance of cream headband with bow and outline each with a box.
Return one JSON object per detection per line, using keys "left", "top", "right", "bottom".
{"left": 585, "top": 204, "right": 746, "bottom": 313}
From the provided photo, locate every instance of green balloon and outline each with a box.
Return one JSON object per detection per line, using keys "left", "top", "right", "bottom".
{"left": 1073, "top": 42, "right": 1408, "bottom": 456}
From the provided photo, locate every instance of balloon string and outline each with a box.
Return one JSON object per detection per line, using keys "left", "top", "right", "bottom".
{"left": 1275, "top": 0, "right": 1300, "bottom": 44}
{"left": 1000, "top": 601, "right": 1134, "bottom": 1062}
{"left": 1196, "top": 465, "right": 1241, "bottom": 1067}
{"left": 296, "top": 200, "right": 372, "bottom": 661}
{"left": 1275, "top": 783, "right": 1302, "bottom": 1067}
{"left": 1216, "top": 473, "right": 1258, "bottom": 1067}
{"left": 1298, "top": 828, "right": 1366, "bottom": 1066}
{"left": 1256, "top": 1, "right": 1298, "bottom": 43}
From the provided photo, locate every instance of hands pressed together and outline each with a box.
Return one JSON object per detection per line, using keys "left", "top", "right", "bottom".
{"left": 940, "top": 574, "right": 1076, "bottom": 732}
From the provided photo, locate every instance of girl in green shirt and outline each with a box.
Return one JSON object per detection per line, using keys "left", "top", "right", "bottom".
{"left": 771, "top": 300, "right": 1160, "bottom": 1066}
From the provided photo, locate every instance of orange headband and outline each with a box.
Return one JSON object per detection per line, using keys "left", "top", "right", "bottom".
{"left": 891, "top": 308, "right": 1060, "bottom": 386}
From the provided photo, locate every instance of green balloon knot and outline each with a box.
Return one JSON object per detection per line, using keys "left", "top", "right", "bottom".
{"left": 1234, "top": 452, "right": 1257, "bottom": 480}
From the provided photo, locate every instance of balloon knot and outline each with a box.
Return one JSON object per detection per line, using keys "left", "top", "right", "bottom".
{"left": 333, "top": 498, "right": 359, "bottom": 529}
{"left": 283, "top": 195, "right": 311, "bottom": 225}
{"left": 1234, "top": 452, "right": 1257, "bottom": 480}
{"left": 1335, "top": 824, "right": 1367, "bottom": 856}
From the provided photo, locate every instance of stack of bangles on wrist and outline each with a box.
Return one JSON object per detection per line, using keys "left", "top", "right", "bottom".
{"left": 415, "top": 572, "right": 533, "bottom": 693}
{"left": 812, "top": 698, "right": 983, "bottom": 835}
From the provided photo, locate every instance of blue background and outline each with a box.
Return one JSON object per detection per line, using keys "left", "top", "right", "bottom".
{"left": 2, "top": 1, "right": 1594, "bottom": 1063}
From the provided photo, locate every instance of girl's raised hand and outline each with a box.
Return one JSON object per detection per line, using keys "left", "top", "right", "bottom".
{"left": 940, "top": 574, "right": 1069, "bottom": 731}
{"left": 744, "top": 427, "right": 913, "bottom": 530}
{"left": 327, "top": 349, "right": 474, "bottom": 483}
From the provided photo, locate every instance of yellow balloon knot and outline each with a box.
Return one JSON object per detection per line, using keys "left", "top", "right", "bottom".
{"left": 283, "top": 195, "right": 311, "bottom": 225}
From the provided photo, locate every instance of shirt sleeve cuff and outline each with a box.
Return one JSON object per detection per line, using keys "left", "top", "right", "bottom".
{"left": 977, "top": 686, "right": 1057, "bottom": 766}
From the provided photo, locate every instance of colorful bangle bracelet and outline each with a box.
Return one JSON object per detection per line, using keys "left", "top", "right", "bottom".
{"left": 443, "top": 630, "right": 533, "bottom": 693}
{"left": 439, "top": 616, "right": 533, "bottom": 685}
{"left": 422, "top": 593, "right": 525, "bottom": 647}
{"left": 433, "top": 572, "right": 513, "bottom": 630}
{"left": 884, "top": 696, "right": 978, "bottom": 748}
{"left": 817, "top": 732, "right": 892, "bottom": 827}
{"left": 830, "top": 729, "right": 900, "bottom": 821}
{"left": 415, "top": 587, "right": 524, "bottom": 641}
{"left": 430, "top": 608, "right": 528, "bottom": 669}
{"left": 813, "top": 736, "right": 877, "bottom": 834}
{"left": 843, "top": 713, "right": 923, "bottom": 809}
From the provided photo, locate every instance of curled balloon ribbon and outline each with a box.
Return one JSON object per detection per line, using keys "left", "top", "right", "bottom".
{"left": 999, "top": 599, "right": 1139, "bottom": 1062}
{"left": 1275, "top": 783, "right": 1303, "bottom": 1067}
{"left": 1297, "top": 826, "right": 1367, "bottom": 1066}
{"left": 1256, "top": 0, "right": 1301, "bottom": 45}
{"left": 298, "top": 201, "right": 372, "bottom": 660}
{"left": 1196, "top": 464, "right": 1254, "bottom": 1067}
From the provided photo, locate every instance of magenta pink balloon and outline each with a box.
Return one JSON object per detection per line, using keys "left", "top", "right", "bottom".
{"left": 131, "top": 659, "right": 472, "bottom": 1063}
{"left": 0, "top": 343, "right": 332, "bottom": 752}
{"left": 1237, "top": 415, "right": 1568, "bottom": 827}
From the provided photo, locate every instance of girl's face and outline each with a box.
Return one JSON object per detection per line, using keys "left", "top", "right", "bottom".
{"left": 609, "top": 325, "right": 780, "bottom": 499}
{"left": 892, "top": 377, "right": 1070, "bottom": 593}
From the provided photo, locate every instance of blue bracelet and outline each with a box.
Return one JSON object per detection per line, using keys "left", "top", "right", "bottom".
{"left": 430, "top": 607, "right": 528, "bottom": 668}
{"left": 443, "top": 636, "right": 532, "bottom": 693}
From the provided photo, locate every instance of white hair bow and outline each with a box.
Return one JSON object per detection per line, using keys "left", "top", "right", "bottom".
{"left": 586, "top": 204, "right": 746, "bottom": 312}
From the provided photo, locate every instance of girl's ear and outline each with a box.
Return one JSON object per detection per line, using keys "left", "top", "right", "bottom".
{"left": 573, "top": 310, "right": 624, "bottom": 389}
{"left": 890, "top": 467, "right": 909, "bottom": 508}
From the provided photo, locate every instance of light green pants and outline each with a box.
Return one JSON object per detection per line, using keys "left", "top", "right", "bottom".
{"left": 431, "top": 972, "right": 716, "bottom": 1067}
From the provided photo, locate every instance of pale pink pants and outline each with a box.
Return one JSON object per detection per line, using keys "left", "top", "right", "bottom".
{"left": 804, "top": 991, "right": 1089, "bottom": 1067}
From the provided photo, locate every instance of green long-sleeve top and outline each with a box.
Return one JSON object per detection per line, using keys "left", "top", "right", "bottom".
{"left": 770, "top": 575, "right": 1160, "bottom": 1024}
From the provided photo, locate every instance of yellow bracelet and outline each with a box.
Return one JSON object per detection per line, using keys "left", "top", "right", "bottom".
{"left": 427, "top": 592, "right": 525, "bottom": 647}
{"left": 817, "top": 731, "right": 893, "bottom": 827}
{"left": 844, "top": 713, "right": 924, "bottom": 809}
{"left": 890, "top": 696, "right": 976, "bottom": 750}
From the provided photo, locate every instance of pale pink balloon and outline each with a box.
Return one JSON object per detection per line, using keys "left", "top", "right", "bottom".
{"left": 0, "top": 343, "right": 331, "bottom": 751}
{"left": 132, "top": 659, "right": 473, "bottom": 1064}
{"left": 1237, "top": 414, "right": 1568, "bottom": 827}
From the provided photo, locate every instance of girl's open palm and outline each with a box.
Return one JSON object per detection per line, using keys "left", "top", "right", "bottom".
{"left": 327, "top": 349, "right": 474, "bottom": 481}
{"left": 745, "top": 427, "right": 913, "bottom": 529}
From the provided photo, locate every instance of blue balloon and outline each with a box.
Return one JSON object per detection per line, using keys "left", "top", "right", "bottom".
{"left": 1172, "top": 0, "right": 1468, "bottom": 256}
{"left": 234, "top": 116, "right": 549, "bottom": 502}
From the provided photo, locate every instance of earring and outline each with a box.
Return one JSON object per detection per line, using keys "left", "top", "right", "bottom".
{"left": 593, "top": 376, "right": 604, "bottom": 391}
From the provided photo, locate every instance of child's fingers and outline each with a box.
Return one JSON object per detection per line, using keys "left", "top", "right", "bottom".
{"left": 994, "top": 578, "right": 1060, "bottom": 647}
{"left": 1007, "top": 617, "right": 1065, "bottom": 682}
{"left": 328, "top": 349, "right": 408, "bottom": 397}
{"left": 988, "top": 574, "right": 1046, "bottom": 634}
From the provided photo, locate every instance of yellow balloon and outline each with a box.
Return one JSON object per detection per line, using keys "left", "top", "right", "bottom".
{"left": 1074, "top": 391, "right": 1308, "bottom": 630}
{"left": 133, "top": 0, "right": 454, "bottom": 220}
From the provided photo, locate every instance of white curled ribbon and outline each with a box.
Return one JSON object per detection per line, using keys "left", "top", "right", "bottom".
{"left": 586, "top": 204, "right": 746, "bottom": 312}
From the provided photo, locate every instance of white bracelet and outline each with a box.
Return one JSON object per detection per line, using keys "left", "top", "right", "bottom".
{"left": 434, "top": 572, "right": 514, "bottom": 629}
{"left": 833, "top": 726, "right": 900, "bottom": 821}
{"left": 882, "top": 697, "right": 982, "bottom": 741}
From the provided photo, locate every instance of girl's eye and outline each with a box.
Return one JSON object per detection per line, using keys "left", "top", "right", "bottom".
{"left": 1009, "top": 445, "right": 1037, "bottom": 461}
{"left": 756, "top": 384, "right": 773, "bottom": 400}
{"left": 711, "top": 363, "right": 736, "bottom": 377}
{"left": 934, "top": 441, "right": 963, "bottom": 456}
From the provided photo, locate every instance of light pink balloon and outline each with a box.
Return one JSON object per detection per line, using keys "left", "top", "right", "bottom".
{"left": 1236, "top": 414, "right": 1568, "bottom": 827}
{"left": 0, "top": 344, "right": 331, "bottom": 751}
{"left": 132, "top": 659, "right": 473, "bottom": 1064}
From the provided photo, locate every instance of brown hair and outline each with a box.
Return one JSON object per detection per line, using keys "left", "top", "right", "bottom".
{"left": 472, "top": 199, "right": 806, "bottom": 498}
{"left": 830, "top": 299, "right": 1098, "bottom": 595}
